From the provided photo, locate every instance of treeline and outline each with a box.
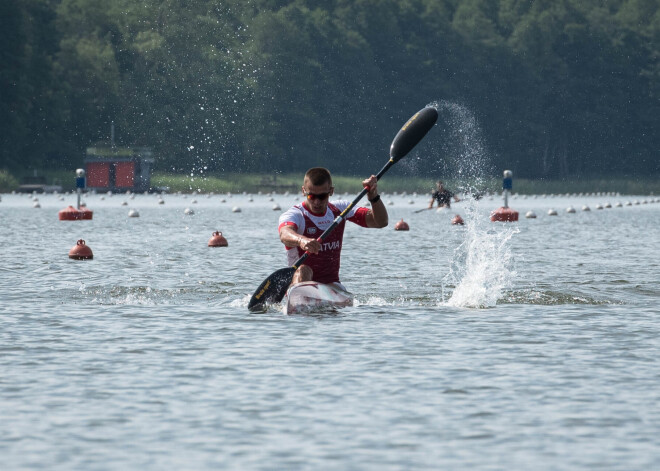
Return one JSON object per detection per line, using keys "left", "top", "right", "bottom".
{"left": 1, "top": 0, "right": 658, "bottom": 179}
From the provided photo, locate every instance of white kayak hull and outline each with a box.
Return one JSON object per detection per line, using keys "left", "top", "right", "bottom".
{"left": 284, "top": 281, "right": 354, "bottom": 315}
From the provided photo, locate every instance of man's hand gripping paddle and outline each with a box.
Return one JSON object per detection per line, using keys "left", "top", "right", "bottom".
{"left": 247, "top": 106, "right": 439, "bottom": 312}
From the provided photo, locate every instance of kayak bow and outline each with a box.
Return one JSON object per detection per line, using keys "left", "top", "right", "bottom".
{"left": 283, "top": 281, "right": 354, "bottom": 315}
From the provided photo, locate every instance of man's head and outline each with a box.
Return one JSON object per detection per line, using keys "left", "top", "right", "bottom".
{"left": 436, "top": 180, "right": 444, "bottom": 189}
{"left": 302, "top": 167, "right": 334, "bottom": 213}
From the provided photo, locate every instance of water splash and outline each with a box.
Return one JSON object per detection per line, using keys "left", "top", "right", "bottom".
{"left": 441, "top": 214, "right": 519, "bottom": 308}
{"left": 427, "top": 100, "right": 516, "bottom": 308}
{"left": 428, "top": 100, "right": 494, "bottom": 197}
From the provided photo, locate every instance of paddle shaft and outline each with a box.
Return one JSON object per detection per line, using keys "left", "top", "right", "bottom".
{"left": 291, "top": 158, "right": 395, "bottom": 270}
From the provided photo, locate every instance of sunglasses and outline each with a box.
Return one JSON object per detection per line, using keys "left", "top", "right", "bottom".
{"left": 304, "top": 190, "right": 331, "bottom": 201}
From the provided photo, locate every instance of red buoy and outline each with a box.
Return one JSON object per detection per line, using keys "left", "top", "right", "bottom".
{"left": 208, "top": 231, "right": 228, "bottom": 247}
{"left": 79, "top": 206, "right": 93, "bottom": 219}
{"left": 452, "top": 214, "right": 465, "bottom": 225}
{"left": 59, "top": 205, "right": 93, "bottom": 221}
{"left": 394, "top": 219, "right": 409, "bottom": 231}
{"left": 69, "top": 239, "right": 93, "bottom": 260}
{"left": 490, "top": 207, "right": 519, "bottom": 222}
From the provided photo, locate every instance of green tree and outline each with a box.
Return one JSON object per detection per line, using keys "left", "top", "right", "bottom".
{"left": 1, "top": 0, "right": 66, "bottom": 171}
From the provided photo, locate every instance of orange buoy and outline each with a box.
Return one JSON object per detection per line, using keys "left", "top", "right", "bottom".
{"left": 394, "top": 219, "right": 409, "bottom": 231}
{"left": 452, "top": 214, "right": 465, "bottom": 225}
{"left": 69, "top": 239, "right": 93, "bottom": 260}
{"left": 59, "top": 205, "right": 93, "bottom": 221}
{"left": 490, "top": 207, "right": 519, "bottom": 222}
{"left": 79, "top": 206, "right": 93, "bottom": 219}
{"left": 208, "top": 231, "right": 228, "bottom": 247}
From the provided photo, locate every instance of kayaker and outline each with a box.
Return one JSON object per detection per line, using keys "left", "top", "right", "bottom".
{"left": 428, "top": 180, "right": 460, "bottom": 209}
{"left": 278, "top": 167, "right": 388, "bottom": 287}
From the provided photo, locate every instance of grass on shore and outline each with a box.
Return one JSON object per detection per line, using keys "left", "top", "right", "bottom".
{"left": 1, "top": 168, "right": 657, "bottom": 195}
{"left": 151, "top": 173, "right": 659, "bottom": 196}
{"left": 0, "top": 170, "right": 19, "bottom": 192}
{"left": 151, "top": 173, "right": 437, "bottom": 194}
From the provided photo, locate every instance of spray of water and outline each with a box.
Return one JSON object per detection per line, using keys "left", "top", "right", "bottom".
{"left": 428, "top": 100, "right": 494, "bottom": 197}
{"left": 441, "top": 214, "right": 519, "bottom": 308}
{"left": 426, "top": 100, "right": 517, "bottom": 308}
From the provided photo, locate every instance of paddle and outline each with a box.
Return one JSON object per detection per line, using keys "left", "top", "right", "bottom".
{"left": 414, "top": 207, "right": 432, "bottom": 213}
{"left": 247, "top": 106, "right": 439, "bottom": 312}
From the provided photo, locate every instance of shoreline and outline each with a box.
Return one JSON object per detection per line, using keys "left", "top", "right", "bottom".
{"left": 1, "top": 169, "right": 657, "bottom": 195}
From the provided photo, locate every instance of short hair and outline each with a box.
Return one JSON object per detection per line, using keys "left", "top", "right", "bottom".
{"left": 304, "top": 167, "right": 332, "bottom": 186}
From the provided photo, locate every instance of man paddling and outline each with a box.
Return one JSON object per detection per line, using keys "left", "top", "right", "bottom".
{"left": 248, "top": 106, "right": 438, "bottom": 311}
{"left": 428, "top": 180, "right": 460, "bottom": 209}
{"left": 278, "top": 167, "right": 388, "bottom": 288}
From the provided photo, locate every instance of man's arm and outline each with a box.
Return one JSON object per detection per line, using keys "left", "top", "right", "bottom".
{"left": 279, "top": 225, "right": 321, "bottom": 254}
{"left": 362, "top": 175, "right": 388, "bottom": 228}
{"left": 428, "top": 189, "right": 437, "bottom": 209}
{"left": 366, "top": 197, "right": 388, "bottom": 228}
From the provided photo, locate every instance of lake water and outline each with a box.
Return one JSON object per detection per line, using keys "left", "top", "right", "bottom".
{"left": 1, "top": 190, "right": 658, "bottom": 470}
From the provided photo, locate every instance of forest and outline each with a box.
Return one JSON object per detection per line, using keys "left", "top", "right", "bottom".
{"left": 1, "top": 0, "right": 658, "bottom": 180}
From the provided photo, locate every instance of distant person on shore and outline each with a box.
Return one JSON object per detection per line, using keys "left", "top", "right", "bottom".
{"left": 428, "top": 180, "right": 460, "bottom": 209}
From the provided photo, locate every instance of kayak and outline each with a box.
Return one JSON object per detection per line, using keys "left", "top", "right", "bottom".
{"left": 284, "top": 281, "right": 354, "bottom": 315}
{"left": 283, "top": 281, "right": 354, "bottom": 315}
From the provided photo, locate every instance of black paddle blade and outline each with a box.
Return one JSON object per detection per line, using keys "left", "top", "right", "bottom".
{"left": 247, "top": 266, "right": 296, "bottom": 312}
{"left": 389, "top": 106, "right": 438, "bottom": 162}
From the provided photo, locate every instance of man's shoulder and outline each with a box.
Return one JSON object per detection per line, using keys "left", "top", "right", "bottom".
{"left": 329, "top": 199, "right": 349, "bottom": 210}
{"left": 280, "top": 203, "right": 304, "bottom": 220}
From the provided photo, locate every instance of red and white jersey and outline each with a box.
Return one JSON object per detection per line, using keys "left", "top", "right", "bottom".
{"left": 278, "top": 200, "right": 369, "bottom": 284}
